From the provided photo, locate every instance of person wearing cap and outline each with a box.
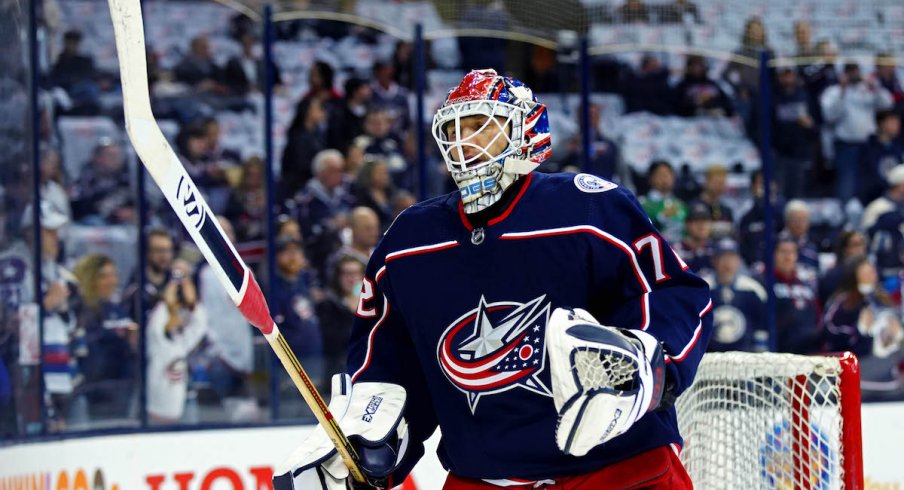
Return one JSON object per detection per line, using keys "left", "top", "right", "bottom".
{"left": 689, "top": 164, "right": 735, "bottom": 240}
{"left": 705, "top": 238, "right": 768, "bottom": 352}
{"left": 820, "top": 61, "right": 894, "bottom": 204}
{"left": 270, "top": 234, "right": 324, "bottom": 389}
{"left": 674, "top": 202, "right": 715, "bottom": 275}
{"left": 862, "top": 164, "right": 904, "bottom": 281}
{"left": 759, "top": 236, "right": 821, "bottom": 354}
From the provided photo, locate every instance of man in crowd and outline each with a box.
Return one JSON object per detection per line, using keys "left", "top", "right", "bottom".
{"left": 706, "top": 238, "right": 768, "bottom": 352}
{"left": 860, "top": 110, "right": 904, "bottom": 204}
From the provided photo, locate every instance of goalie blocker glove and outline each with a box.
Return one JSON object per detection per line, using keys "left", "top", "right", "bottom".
{"left": 547, "top": 307, "right": 667, "bottom": 457}
{"left": 273, "top": 374, "right": 409, "bottom": 490}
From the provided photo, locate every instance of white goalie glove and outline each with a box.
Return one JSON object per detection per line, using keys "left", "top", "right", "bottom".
{"left": 273, "top": 374, "right": 409, "bottom": 490}
{"left": 547, "top": 307, "right": 666, "bottom": 457}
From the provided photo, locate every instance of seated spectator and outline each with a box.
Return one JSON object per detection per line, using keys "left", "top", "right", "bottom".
{"left": 860, "top": 110, "right": 904, "bottom": 204}
{"left": 72, "top": 254, "right": 136, "bottom": 420}
{"left": 281, "top": 97, "right": 328, "bottom": 200}
{"left": 738, "top": 169, "right": 785, "bottom": 266}
{"left": 640, "top": 160, "right": 686, "bottom": 245}
{"left": 202, "top": 118, "right": 241, "bottom": 168}
{"left": 123, "top": 228, "right": 175, "bottom": 321}
{"left": 674, "top": 202, "right": 714, "bottom": 275}
{"left": 617, "top": 0, "right": 650, "bottom": 23}
{"left": 820, "top": 61, "right": 894, "bottom": 204}
{"left": 223, "top": 157, "right": 266, "bottom": 242}
{"left": 392, "top": 191, "right": 417, "bottom": 219}
{"left": 823, "top": 256, "right": 904, "bottom": 400}
{"left": 819, "top": 231, "right": 868, "bottom": 305}
{"left": 392, "top": 41, "right": 415, "bottom": 90}
{"left": 555, "top": 104, "right": 625, "bottom": 184}
{"left": 621, "top": 55, "right": 672, "bottom": 115}
{"left": 706, "top": 238, "right": 767, "bottom": 352}
{"left": 357, "top": 109, "right": 408, "bottom": 187}
{"left": 371, "top": 61, "right": 410, "bottom": 138}
{"left": 276, "top": 213, "right": 302, "bottom": 241}
{"left": 355, "top": 159, "right": 396, "bottom": 230}
{"left": 292, "top": 150, "right": 356, "bottom": 275}
{"left": 270, "top": 236, "right": 323, "bottom": 382}
{"left": 773, "top": 68, "right": 819, "bottom": 199}
{"left": 69, "top": 139, "right": 136, "bottom": 225}
{"left": 656, "top": 0, "right": 700, "bottom": 24}
{"left": 174, "top": 35, "right": 223, "bottom": 92}
{"left": 779, "top": 200, "right": 819, "bottom": 281}
{"left": 176, "top": 121, "right": 232, "bottom": 213}
{"left": 196, "top": 217, "right": 255, "bottom": 412}
{"left": 301, "top": 61, "right": 341, "bottom": 105}
{"left": 874, "top": 52, "right": 904, "bottom": 114}
{"left": 326, "top": 78, "right": 372, "bottom": 152}
{"left": 222, "top": 31, "right": 282, "bottom": 96}
{"left": 146, "top": 259, "right": 207, "bottom": 425}
{"left": 764, "top": 237, "right": 821, "bottom": 354}
{"left": 317, "top": 256, "right": 365, "bottom": 378}
{"left": 326, "top": 206, "right": 380, "bottom": 280}
{"left": 863, "top": 165, "right": 904, "bottom": 279}
{"left": 50, "top": 29, "right": 101, "bottom": 115}
{"left": 673, "top": 55, "right": 734, "bottom": 117}
{"left": 689, "top": 165, "right": 734, "bottom": 239}
{"left": 39, "top": 147, "right": 71, "bottom": 223}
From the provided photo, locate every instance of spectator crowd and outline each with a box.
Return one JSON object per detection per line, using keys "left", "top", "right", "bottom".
{"left": 3, "top": 0, "right": 904, "bottom": 438}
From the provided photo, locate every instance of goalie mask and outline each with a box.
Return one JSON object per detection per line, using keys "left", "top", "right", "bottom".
{"left": 432, "top": 69, "right": 551, "bottom": 214}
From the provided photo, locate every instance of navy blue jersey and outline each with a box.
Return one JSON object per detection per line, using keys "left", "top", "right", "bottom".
{"left": 707, "top": 274, "right": 768, "bottom": 352}
{"left": 347, "top": 172, "right": 713, "bottom": 481}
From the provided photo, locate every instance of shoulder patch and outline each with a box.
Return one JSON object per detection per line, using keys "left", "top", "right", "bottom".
{"left": 573, "top": 173, "right": 617, "bottom": 193}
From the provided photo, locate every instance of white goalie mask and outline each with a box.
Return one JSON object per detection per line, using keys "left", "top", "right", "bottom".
{"left": 431, "top": 69, "right": 552, "bottom": 214}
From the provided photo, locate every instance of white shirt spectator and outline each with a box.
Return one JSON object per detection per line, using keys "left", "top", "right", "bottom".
{"left": 197, "top": 264, "right": 253, "bottom": 373}
{"left": 821, "top": 82, "right": 893, "bottom": 143}
{"left": 146, "top": 301, "right": 207, "bottom": 421}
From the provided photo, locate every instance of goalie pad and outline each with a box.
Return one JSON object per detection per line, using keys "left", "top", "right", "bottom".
{"left": 547, "top": 307, "right": 665, "bottom": 457}
{"left": 273, "top": 374, "right": 409, "bottom": 490}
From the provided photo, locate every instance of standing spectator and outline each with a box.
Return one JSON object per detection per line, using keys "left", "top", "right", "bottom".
{"left": 292, "top": 150, "right": 356, "bottom": 274}
{"left": 39, "top": 147, "right": 71, "bottom": 223}
{"left": 316, "top": 256, "right": 364, "bottom": 378}
{"left": 862, "top": 165, "right": 904, "bottom": 279}
{"left": 773, "top": 68, "right": 819, "bottom": 198}
{"left": 823, "top": 257, "right": 904, "bottom": 400}
{"left": 556, "top": 104, "right": 625, "bottom": 184}
{"left": 801, "top": 40, "right": 840, "bottom": 119}
{"left": 370, "top": 61, "right": 410, "bottom": 138}
{"left": 222, "top": 31, "right": 282, "bottom": 96}
{"left": 738, "top": 170, "right": 785, "bottom": 266}
{"left": 303, "top": 62, "right": 340, "bottom": 103}
{"left": 327, "top": 206, "right": 380, "bottom": 276}
{"left": 874, "top": 52, "right": 904, "bottom": 114}
{"left": 223, "top": 157, "right": 266, "bottom": 242}
{"left": 281, "top": 97, "right": 328, "bottom": 200}
{"left": 673, "top": 55, "right": 734, "bottom": 117}
{"left": 820, "top": 61, "right": 894, "bottom": 204}
{"left": 818, "top": 231, "right": 868, "bottom": 305}
{"left": 657, "top": 0, "right": 700, "bottom": 24}
{"left": 793, "top": 21, "right": 814, "bottom": 59}
{"left": 196, "top": 217, "right": 254, "bottom": 410}
{"left": 69, "top": 139, "right": 136, "bottom": 225}
{"left": 146, "top": 259, "right": 207, "bottom": 425}
{"left": 723, "top": 16, "right": 773, "bottom": 131}
{"left": 174, "top": 36, "right": 223, "bottom": 92}
{"left": 123, "top": 228, "right": 175, "bottom": 321}
{"left": 392, "top": 41, "right": 415, "bottom": 90}
{"left": 175, "top": 121, "right": 232, "bottom": 213}
{"left": 860, "top": 110, "right": 904, "bottom": 204}
{"left": 690, "top": 165, "right": 734, "bottom": 239}
{"left": 357, "top": 109, "right": 408, "bottom": 187}
{"left": 271, "top": 235, "right": 323, "bottom": 384}
{"left": 766, "top": 237, "right": 821, "bottom": 354}
{"left": 355, "top": 159, "right": 396, "bottom": 230}
{"left": 617, "top": 0, "right": 650, "bottom": 23}
{"left": 706, "top": 238, "right": 768, "bottom": 352}
{"left": 72, "top": 254, "right": 136, "bottom": 421}
{"left": 50, "top": 30, "right": 100, "bottom": 115}
{"left": 674, "top": 202, "right": 714, "bottom": 275}
{"left": 640, "top": 160, "right": 686, "bottom": 245}
{"left": 326, "top": 78, "right": 372, "bottom": 152}
{"left": 622, "top": 55, "right": 672, "bottom": 115}
{"left": 779, "top": 200, "right": 820, "bottom": 281}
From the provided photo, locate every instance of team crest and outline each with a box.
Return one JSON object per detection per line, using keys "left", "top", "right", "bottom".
{"left": 437, "top": 295, "right": 552, "bottom": 413}
{"left": 574, "top": 173, "right": 617, "bottom": 193}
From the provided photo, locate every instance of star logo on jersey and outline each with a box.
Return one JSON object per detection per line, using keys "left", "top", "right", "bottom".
{"left": 437, "top": 295, "right": 552, "bottom": 413}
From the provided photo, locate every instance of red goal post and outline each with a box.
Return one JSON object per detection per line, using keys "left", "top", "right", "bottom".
{"left": 676, "top": 352, "right": 863, "bottom": 489}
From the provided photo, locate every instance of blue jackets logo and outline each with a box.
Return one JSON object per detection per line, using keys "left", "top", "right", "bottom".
{"left": 460, "top": 177, "right": 497, "bottom": 199}
{"left": 436, "top": 295, "right": 552, "bottom": 413}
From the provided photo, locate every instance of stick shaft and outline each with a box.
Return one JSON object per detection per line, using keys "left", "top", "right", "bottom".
{"left": 107, "top": 0, "right": 366, "bottom": 482}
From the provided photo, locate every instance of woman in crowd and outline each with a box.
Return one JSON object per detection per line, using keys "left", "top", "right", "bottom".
{"left": 355, "top": 159, "right": 396, "bottom": 230}
{"left": 223, "top": 157, "right": 267, "bottom": 242}
{"left": 824, "top": 256, "right": 904, "bottom": 400}
{"left": 818, "top": 231, "right": 868, "bottom": 304}
{"left": 72, "top": 254, "right": 137, "bottom": 420}
{"left": 281, "top": 97, "right": 328, "bottom": 199}
{"left": 316, "top": 255, "right": 365, "bottom": 378}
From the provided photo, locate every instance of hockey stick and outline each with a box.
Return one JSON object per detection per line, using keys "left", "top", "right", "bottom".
{"left": 106, "top": 0, "right": 368, "bottom": 484}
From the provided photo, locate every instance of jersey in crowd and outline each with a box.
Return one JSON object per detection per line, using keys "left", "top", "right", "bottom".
{"left": 706, "top": 273, "right": 767, "bottom": 352}
{"left": 347, "top": 172, "right": 713, "bottom": 481}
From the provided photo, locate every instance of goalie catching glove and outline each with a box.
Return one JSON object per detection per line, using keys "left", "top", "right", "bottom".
{"left": 547, "top": 307, "right": 666, "bottom": 457}
{"left": 273, "top": 374, "right": 409, "bottom": 490}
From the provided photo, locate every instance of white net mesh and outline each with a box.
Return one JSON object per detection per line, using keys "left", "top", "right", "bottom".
{"left": 572, "top": 348, "right": 637, "bottom": 391}
{"left": 676, "top": 352, "right": 855, "bottom": 490}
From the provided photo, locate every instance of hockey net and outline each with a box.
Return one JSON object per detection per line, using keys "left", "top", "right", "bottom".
{"left": 676, "top": 352, "right": 862, "bottom": 489}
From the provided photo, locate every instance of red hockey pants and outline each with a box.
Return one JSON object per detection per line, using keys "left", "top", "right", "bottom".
{"left": 441, "top": 446, "right": 693, "bottom": 490}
